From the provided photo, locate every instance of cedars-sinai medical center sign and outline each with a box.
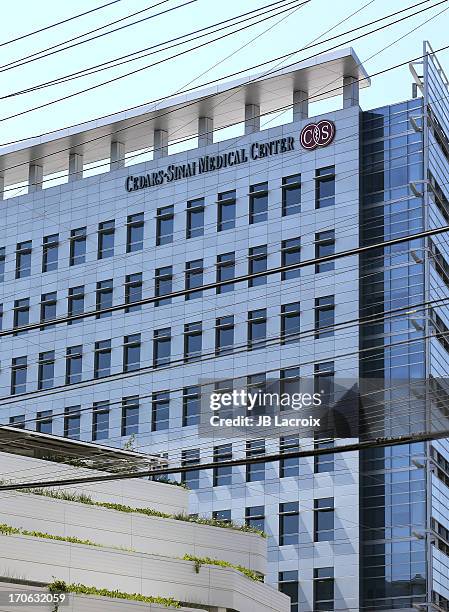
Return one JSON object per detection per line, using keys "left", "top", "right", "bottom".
{"left": 125, "top": 119, "right": 336, "bottom": 192}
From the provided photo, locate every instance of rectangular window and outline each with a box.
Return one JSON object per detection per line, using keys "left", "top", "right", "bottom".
{"left": 152, "top": 391, "right": 170, "bottom": 431}
{"left": 123, "top": 334, "right": 141, "bottom": 372}
{"left": 15, "top": 240, "right": 32, "bottom": 279}
{"left": 122, "top": 396, "right": 139, "bottom": 436}
{"left": 281, "top": 302, "right": 301, "bottom": 344}
{"left": 315, "top": 166, "right": 335, "bottom": 209}
{"left": 212, "top": 509, "right": 231, "bottom": 524}
{"left": 36, "top": 410, "right": 53, "bottom": 434}
{"left": 92, "top": 401, "right": 110, "bottom": 441}
{"left": 69, "top": 227, "right": 87, "bottom": 266}
{"left": 155, "top": 266, "right": 172, "bottom": 306}
{"left": 11, "top": 356, "right": 27, "bottom": 395}
{"left": 68, "top": 285, "right": 84, "bottom": 324}
{"left": 40, "top": 292, "right": 57, "bottom": 329}
{"left": 279, "top": 501, "right": 299, "bottom": 545}
{"left": 153, "top": 328, "right": 171, "bottom": 367}
{"left": 248, "top": 245, "right": 267, "bottom": 287}
{"left": 98, "top": 220, "right": 115, "bottom": 259}
{"left": 94, "top": 340, "right": 112, "bottom": 379}
{"left": 183, "top": 386, "right": 200, "bottom": 426}
{"left": 217, "top": 190, "right": 236, "bottom": 231}
{"left": 184, "top": 322, "right": 202, "bottom": 362}
{"left": 185, "top": 259, "right": 203, "bottom": 300}
{"left": 96, "top": 279, "right": 113, "bottom": 319}
{"left": 248, "top": 308, "right": 267, "bottom": 350}
{"left": 65, "top": 345, "right": 83, "bottom": 384}
{"left": 315, "top": 296, "right": 335, "bottom": 338}
{"left": 245, "top": 506, "right": 265, "bottom": 532}
{"left": 0, "top": 247, "right": 5, "bottom": 282}
{"left": 249, "top": 182, "right": 268, "bottom": 224}
{"left": 9, "top": 415, "right": 25, "bottom": 429}
{"left": 126, "top": 212, "right": 144, "bottom": 252}
{"left": 42, "top": 234, "right": 59, "bottom": 272}
{"left": 314, "top": 567, "right": 334, "bottom": 611}
{"left": 181, "top": 449, "right": 200, "bottom": 489}
{"left": 281, "top": 238, "right": 301, "bottom": 281}
{"left": 279, "top": 571, "right": 299, "bottom": 612}
{"left": 315, "top": 230, "right": 335, "bottom": 273}
{"left": 13, "top": 298, "right": 30, "bottom": 333}
{"left": 280, "top": 366, "right": 300, "bottom": 398}
{"left": 156, "top": 205, "right": 174, "bottom": 245}
{"left": 64, "top": 406, "right": 81, "bottom": 439}
{"left": 125, "top": 272, "right": 143, "bottom": 312}
{"left": 314, "top": 498, "right": 334, "bottom": 542}
{"left": 246, "top": 439, "right": 265, "bottom": 482}
{"left": 314, "top": 438, "right": 335, "bottom": 473}
{"left": 215, "top": 315, "right": 234, "bottom": 355}
{"left": 280, "top": 435, "right": 300, "bottom": 478}
{"left": 213, "top": 444, "right": 232, "bottom": 486}
{"left": 282, "top": 174, "right": 301, "bottom": 216}
{"left": 216, "top": 252, "right": 235, "bottom": 294}
{"left": 38, "top": 351, "right": 55, "bottom": 390}
{"left": 186, "top": 198, "right": 204, "bottom": 239}
{"left": 314, "top": 361, "right": 334, "bottom": 397}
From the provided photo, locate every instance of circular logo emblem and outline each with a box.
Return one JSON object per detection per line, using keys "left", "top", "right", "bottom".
{"left": 300, "top": 119, "right": 335, "bottom": 150}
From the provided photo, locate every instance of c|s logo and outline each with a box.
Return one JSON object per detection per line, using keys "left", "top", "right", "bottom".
{"left": 300, "top": 120, "right": 335, "bottom": 150}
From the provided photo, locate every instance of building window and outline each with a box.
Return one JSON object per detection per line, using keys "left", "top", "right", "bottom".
{"left": 214, "top": 379, "right": 234, "bottom": 419}
{"left": 123, "top": 334, "right": 141, "bottom": 372}
{"left": 249, "top": 182, "right": 268, "bottom": 224}
{"left": 280, "top": 367, "right": 300, "bottom": 398}
{"left": 314, "top": 361, "right": 334, "bottom": 397}
{"left": 314, "top": 498, "right": 334, "bottom": 542}
{"left": 248, "top": 245, "right": 267, "bottom": 287}
{"left": 248, "top": 308, "right": 267, "bottom": 350}
{"left": 186, "top": 198, "right": 204, "bottom": 238}
{"left": 279, "top": 501, "right": 299, "bottom": 546}
{"left": 122, "top": 396, "right": 139, "bottom": 436}
{"left": 94, "top": 340, "right": 112, "bottom": 379}
{"left": 42, "top": 234, "right": 59, "bottom": 272}
{"left": 126, "top": 212, "right": 144, "bottom": 252}
{"left": 181, "top": 449, "right": 200, "bottom": 489}
{"left": 155, "top": 266, "right": 172, "bottom": 306}
{"left": 217, "top": 190, "right": 236, "bottom": 231}
{"left": 152, "top": 391, "right": 170, "bottom": 431}
{"left": 0, "top": 247, "right": 5, "bottom": 282}
{"left": 281, "top": 302, "right": 301, "bottom": 344}
{"left": 185, "top": 259, "right": 203, "bottom": 300}
{"left": 315, "top": 230, "right": 335, "bottom": 273}
{"left": 212, "top": 509, "right": 231, "bottom": 524}
{"left": 314, "top": 567, "right": 334, "bottom": 611}
{"left": 69, "top": 227, "right": 87, "bottom": 266}
{"left": 98, "top": 220, "right": 115, "bottom": 259}
{"left": 314, "top": 438, "right": 335, "bottom": 473}
{"left": 315, "top": 166, "right": 335, "bottom": 209}
{"left": 183, "top": 386, "right": 200, "bottom": 426}
{"left": 125, "top": 272, "right": 143, "bottom": 312}
{"left": 36, "top": 410, "right": 52, "bottom": 434}
{"left": 315, "top": 296, "right": 335, "bottom": 338}
{"left": 9, "top": 415, "right": 25, "bottom": 429}
{"left": 184, "top": 322, "right": 202, "bottom": 362}
{"left": 279, "top": 571, "right": 299, "bottom": 612}
{"left": 153, "top": 328, "right": 171, "bottom": 367}
{"left": 156, "top": 205, "right": 174, "bottom": 245}
{"left": 281, "top": 237, "right": 301, "bottom": 281}
{"left": 215, "top": 315, "right": 234, "bottom": 355}
{"left": 11, "top": 356, "right": 27, "bottom": 395}
{"left": 92, "top": 401, "right": 110, "bottom": 441}
{"left": 13, "top": 298, "right": 30, "bottom": 333}
{"left": 40, "top": 292, "right": 57, "bottom": 329}
{"left": 68, "top": 285, "right": 85, "bottom": 324}
{"left": 65, "top": 345, "right": 83, "bottom": 384}
{"left": 64, "top": 406, "right": 81, "bottom": 439}
{"left": 38, "top": 351, "right": 55, "bottom": 390}
{"left": 282, "top": 174, "right": 301, "bottom": 216}
{"left": 246, "top": 439, "right": 265, "bottom": 482}
{"left": 247, "top": 373, "right": 266, "bottom": 413}
{"left": 246, "top": 506, "right": 265, "bottom": 532}
{"left": 96, "top": 279, "right": 113, "bottom": 319}
{"left": 213, "top": 444, "right": 232, "bottom": 486}
{"left": 15, "top": 240, "right": 32, "bottom": 279}
{"left": 216, "top": 252, "right": 235, "bottom": 294}
{"left": 280, "top": 435, "right": 300, "bottom": 477}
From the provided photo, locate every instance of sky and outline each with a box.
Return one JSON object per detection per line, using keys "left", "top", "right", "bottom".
{"left": 0, "top": 0, "right": 448, "bottom": 147}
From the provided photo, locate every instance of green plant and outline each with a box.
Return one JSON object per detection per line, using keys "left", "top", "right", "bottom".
{"left": 182, "top": 554, "right": 263, "bottom": 582}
